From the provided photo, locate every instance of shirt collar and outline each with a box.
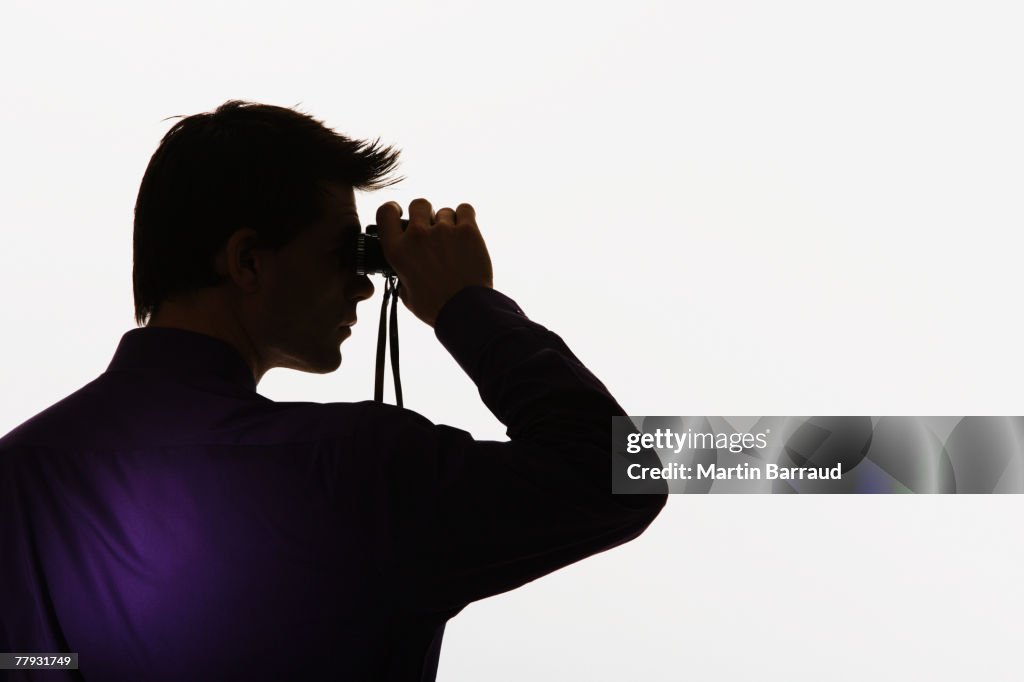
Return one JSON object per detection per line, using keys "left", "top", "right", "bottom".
{"left": 106, "top": 327, "right": 258, "bottom": 392}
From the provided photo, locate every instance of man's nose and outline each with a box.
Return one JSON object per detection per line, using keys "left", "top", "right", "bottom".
{"left": 349, "top": 274, "right": 375, "bottom": 302}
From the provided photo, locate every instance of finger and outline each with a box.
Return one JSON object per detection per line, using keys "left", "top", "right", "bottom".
{"left": 455, "top": 202, "right": 476, "bottom": 226}
{"left": 435, "top": 207, "right": 456, "bottom": 225}
{"left": 376, "top": 201, "right": 404, "bottom": 248}
{"left": 408, "top": 197, "right": 434, "bottom": 228}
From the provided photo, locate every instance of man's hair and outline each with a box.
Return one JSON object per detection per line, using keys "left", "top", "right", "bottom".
{"left": 132, "top": 99, "right": 403, "bottom": 326}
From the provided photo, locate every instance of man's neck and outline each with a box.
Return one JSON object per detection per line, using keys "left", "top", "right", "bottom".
{"left": 146, "top": 296, "right": 265, "bottom": 385}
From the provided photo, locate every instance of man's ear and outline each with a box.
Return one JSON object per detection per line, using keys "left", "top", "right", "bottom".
{"left": 217, "top": 228, "right": 264, "bottom": 293}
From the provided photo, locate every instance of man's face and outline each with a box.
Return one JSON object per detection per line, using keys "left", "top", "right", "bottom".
{"left": 249, "top": 182, "right": 374, "bottom": 374}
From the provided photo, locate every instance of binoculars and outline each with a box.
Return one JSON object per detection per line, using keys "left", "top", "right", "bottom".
{"left": 355, "top": 218, "right": 410, "bottom": 277}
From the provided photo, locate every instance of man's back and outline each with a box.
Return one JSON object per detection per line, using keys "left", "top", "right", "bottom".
{"left": 1, "top": 287, "right": 666, "bottom": 681}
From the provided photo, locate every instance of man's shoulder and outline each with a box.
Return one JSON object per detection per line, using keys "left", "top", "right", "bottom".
{"left": 0, "top": 381, "right": 388, "bottom": 452}
{"left": 252, "top": 398, "right": 430, "bottom": 447}
{"left": 0, "top": 377, "right": 107, "bottom": 452}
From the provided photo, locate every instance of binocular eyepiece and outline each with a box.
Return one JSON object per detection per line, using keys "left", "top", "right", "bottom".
{"left": 355, "top": 218, "right": 410, "bottom": 277}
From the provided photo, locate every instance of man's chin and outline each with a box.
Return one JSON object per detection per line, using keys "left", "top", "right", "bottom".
{"left": 316, "top": 352, "right": 343, "bottom": 374}
{"left": 287, "top": 350, "right": 343, "bottom": 375}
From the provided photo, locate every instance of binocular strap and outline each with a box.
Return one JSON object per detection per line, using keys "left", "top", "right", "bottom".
{"left": 373, "top": 275, "right": 404, "bottom": 408}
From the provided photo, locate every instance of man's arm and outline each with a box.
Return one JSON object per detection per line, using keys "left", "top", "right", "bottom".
{"left": 368, "top": 200, "right": 667, "bottom": 612}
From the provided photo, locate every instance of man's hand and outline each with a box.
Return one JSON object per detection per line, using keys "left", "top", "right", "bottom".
{"left": 376, "top": 198, "right": 494, "bottom": 327}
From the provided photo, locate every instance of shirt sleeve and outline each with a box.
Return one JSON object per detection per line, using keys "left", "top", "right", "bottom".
{"left": 360, "top": 286, "right": 668, "bottom": 613}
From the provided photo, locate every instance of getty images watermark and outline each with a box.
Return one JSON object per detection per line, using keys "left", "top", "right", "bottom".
{"left": 624, "top": 426, "right": 840, "bottom": 482}
{"left": 611, "top": 416, "right": 1024, "bottom": 494}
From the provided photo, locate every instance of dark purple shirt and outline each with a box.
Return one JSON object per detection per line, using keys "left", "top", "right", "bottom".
{"left": 1, "top": 286, "right": 665, "bottom": 681}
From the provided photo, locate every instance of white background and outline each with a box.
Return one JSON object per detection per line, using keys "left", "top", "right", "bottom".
{"left": 2, "top": 1, "right": 1023, "bottom": 679}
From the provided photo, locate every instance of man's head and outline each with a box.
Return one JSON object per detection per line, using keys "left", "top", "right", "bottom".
{"left": 133, "top": 100, "right": 402, "bottom": 381}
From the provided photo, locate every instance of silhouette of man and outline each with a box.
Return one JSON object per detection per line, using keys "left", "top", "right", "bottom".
{"left": 0, "top": 100, "right": 667, "bottom": 681}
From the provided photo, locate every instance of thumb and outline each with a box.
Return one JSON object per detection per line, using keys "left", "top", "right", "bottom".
{"left": 375, "top": 201, "right": 404, "bottom": 250}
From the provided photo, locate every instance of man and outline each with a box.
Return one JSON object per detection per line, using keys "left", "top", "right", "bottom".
{"left": 0, "top": 100, "right": 667, "bottom": 681}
